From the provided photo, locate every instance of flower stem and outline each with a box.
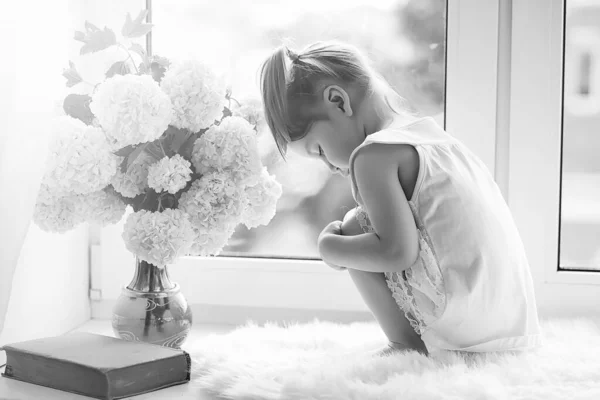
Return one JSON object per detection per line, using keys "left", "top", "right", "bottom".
{"left": 118, "top": 43, "right": 139, "bottom": 74}
{"left": 230, "top": 96, "right": 242, "bottom": 107}
{"left": 158, "top": 140, "right": 167, "bottom": 157}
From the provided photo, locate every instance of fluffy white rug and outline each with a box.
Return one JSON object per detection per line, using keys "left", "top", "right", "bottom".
{"left": 187, "top": 318, "right": 600, "bottom": 400}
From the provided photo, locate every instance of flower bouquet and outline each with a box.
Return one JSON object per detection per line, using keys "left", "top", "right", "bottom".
{"left": 34, "top": 10, "right": 282, "bottom": 266}
{"left": 32, "top": 9, "right": 282, "bottom": 346}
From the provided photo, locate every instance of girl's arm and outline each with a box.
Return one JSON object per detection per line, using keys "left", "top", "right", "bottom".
{"left": 318, "top": 143, "right": 420, "bottom": 273}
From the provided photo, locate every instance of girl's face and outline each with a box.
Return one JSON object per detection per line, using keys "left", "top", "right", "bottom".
{"left": 287, "top": 85, "right": 365, "bottom": 176}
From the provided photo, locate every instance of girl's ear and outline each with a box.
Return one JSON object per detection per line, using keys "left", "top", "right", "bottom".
{"left": 322, "top": 85, "right": 353, "bottom": 117}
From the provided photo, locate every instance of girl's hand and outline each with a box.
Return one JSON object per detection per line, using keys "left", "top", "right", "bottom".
{"left": 318, "top": 221, "right": 347, "bottom": 271}
{"left": 320, "top": 220, "right": 342, "bottom": 237}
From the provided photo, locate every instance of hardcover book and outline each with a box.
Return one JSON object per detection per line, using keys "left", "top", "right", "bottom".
{"left": 0, "top": 332, "right": 191, "bottom": 400}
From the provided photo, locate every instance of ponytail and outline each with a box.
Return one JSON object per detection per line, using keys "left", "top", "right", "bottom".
{"left": 260, "top": 46, "right": 291, "bottom": 158}
{"left": 260, "top": 40, "right": 416, "bottom": 159}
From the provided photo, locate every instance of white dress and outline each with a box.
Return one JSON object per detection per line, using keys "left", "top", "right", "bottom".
{"left": 348, "top": 117, "right": 542, "bottom": 353}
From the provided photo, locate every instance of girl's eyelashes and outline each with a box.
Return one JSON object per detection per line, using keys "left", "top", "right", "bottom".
{"left": 318, "top": 146, "right": 324, "bottom": 157}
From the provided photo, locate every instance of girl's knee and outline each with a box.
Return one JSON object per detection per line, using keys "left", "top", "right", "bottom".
{"left": 341, "top": 207, "right": 364, "bottom": 237}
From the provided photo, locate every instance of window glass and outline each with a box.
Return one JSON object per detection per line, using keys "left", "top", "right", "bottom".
{"left": 152, "top": 0, "right": 447, "bottom": 258}
{"left": 560, "top": 0, "right": 600, "bottom": 270}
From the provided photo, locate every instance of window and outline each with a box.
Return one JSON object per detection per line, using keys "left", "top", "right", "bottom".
{"left": 84, "top": 0, "right": 597, "bottom": 321}
{"left": 560, "top": 1, "right": 600, "bottom": 271}
{"left": 95, "top": 0, "right": 514, "bottom": 318}
{"left": 150, "top": 0, "right": 447, "bottom": 259}
{"left": 508, "top": 0, "right": 600, "bottom": 315}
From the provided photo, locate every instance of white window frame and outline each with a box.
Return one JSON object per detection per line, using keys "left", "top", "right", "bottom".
{"left": 508, "top": 0, "right": 600, "bottom": 316}
{"left": 94, "top": 0, "right": 600, "bottom": 321}
{"left": 93, "top": 0, "right": 505, "bottom": 322}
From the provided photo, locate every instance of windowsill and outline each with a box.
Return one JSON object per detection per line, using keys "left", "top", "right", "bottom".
{"left": 97, "top": 251, "right": 371, "bottom": 315}
{"left": 91, "top": 302, "right": 374, "bottom": 326}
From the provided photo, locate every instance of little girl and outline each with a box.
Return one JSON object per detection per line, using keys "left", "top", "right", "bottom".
{"left": 260, "top": 40, "right": 542, "bottom": 356}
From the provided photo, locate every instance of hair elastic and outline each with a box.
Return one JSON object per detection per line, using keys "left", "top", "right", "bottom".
{"left": 286, "top": 48, "right": 301, "bottom": 63}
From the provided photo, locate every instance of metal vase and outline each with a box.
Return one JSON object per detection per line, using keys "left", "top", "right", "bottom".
{"left": 112, "top": 258, "right": 193, "bottom": 348}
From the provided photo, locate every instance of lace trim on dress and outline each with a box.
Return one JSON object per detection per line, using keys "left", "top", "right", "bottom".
{"left": 354, "top": 205, "right": 447, "bottom": 335}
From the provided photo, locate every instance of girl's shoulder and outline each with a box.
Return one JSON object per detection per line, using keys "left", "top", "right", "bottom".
{"left": 353, "top": 140, "right": 418, "bottom": 164}
{"left": 350, "top": 117, "right": 439, "bottom": 167}
{"left": 350, "top": 139, "right": 420, "bottom": 201}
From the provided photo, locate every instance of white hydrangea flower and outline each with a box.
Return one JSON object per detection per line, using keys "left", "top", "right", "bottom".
{"left": 231, "top": 97, "right": 264, "bottom": 129}
{"left": 33, "top": 186, "right": 83, "bottom": 233}
{"left": 242, "top": 167, "right": 283, "bottom": 229}
{"left": 147, "top": 154, "right": 193, "bottom": 194}
{"left": 122, "top": 209, "right": 195, "bottom": 267}
{"left": 76, "top": 188, "right": 127, "bottom": 226}
{"left": 178, "top": 171, "right": 245, "bottom": 256}
{"left": 42, "top": 116, "right": 119, "bottom": 196}
{"left": 160, "top": 59, "right": 226, "bottom": 132}
{"left": 192, "top": 116, "right": 262, "bottom": 186}
{"left": 36, "top": 183, "right": 60, "bottom": 206}
{"left": 90, "top": 74, "right": 172, "bottom": 149}
{"left": 111, "top": 152, "right": 156, "bottom": 198}
{"left": 188, "top": 225, "right": 235, "bottom": 257}
{"left": 34, "top": 184, "right": 127, "bottom": 232}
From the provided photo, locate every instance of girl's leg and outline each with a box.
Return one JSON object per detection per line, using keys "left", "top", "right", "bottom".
{"left": 347, "top": 269, "right": 427, "bottom": 354}
{"left": 342, "top": 209, "right": 428, "bottom": 354}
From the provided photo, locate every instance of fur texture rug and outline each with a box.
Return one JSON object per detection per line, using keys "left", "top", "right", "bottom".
{"left": 187, "top": 318, "right": 600, "bottom": 400}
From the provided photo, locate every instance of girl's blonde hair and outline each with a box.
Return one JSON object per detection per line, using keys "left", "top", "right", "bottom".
{"left": 259, "top": 40, "right": 417, "bottom": 158}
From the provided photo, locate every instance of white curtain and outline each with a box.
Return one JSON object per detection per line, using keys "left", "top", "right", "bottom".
{"left": 0, "top": 1, "right": 68, "bottom": 335}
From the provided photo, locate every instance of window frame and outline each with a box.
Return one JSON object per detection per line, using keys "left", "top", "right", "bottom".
{"left": 94, "top": 0, "right": 600, "bottom": 320}
{"left": 94, "top": 0, "right": 503, "bottom": 315}
{"left": 508, "top": 0, "right": 600, "bottom": 313}
{"left": 143, "top": 0, "right": 502, "bottom": 271}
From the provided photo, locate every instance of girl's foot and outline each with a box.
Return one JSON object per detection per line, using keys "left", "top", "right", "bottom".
{"left": 371, "top": 341, "right": 428, "bottom": 357}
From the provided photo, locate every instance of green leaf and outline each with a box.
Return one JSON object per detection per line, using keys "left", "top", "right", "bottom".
{"left": 145, "top": 141, "right": 166, "bottom": 160}
{"left": 150, "top": 55, "right": 170, "bottom": 68}
{"left": 119, "top": 157, "right": 129, "bottom": 173}
{"left": 149, "top": 55, "right": 171, "bottom": 82}
{"left": 137, "top": 189, "right": 160, "bottom": 211}
{"left": 73, "top": 30, "right": 86, "bottom": 43}
{"left": 105, "top": 61, "right": 131, "bottom": 78}
{"left": 85, "top": 21, "right": 100, "bottom": 32}
{"left": 129, "top": 43, "right": 147, "bottom": 60}
{"left": 62, "top": 61, "right": 82, "bottom": 87}
{"left": 168, "top": 127, "right": 192, "bottom": 154}
{"left": 130, "top": 43, "right": 150, "bottom": 75}
{"left": 178, "top": 132, "right": 201, "bottom": 161}
{"left": 63, "top": 94, "right": 94, "bottom": 125}
{"left": 113, "top": 144, "right": 137, "bottom": 157}
{"left": 122, "top": 10, "right": 153, "bottom": 38}
{"left": 151, "top": 63, "right": 166, "bottom": 82}
{"left": 126, "top": 189, "right": 155, "bottom": 212}
{"left": 161, "top": 193, "right": 178, "bottom": 209}
{"left": 138, "top": 62, "right": 150, "bottom": 75}
{"left": 124, "top": 143, "right": 149, "bottom": 172}
{"left": 78, "top": 22, "right": 117, "bottom": 55}
{"left": 105, "top": 185, "right": 136, "bottom": 208}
